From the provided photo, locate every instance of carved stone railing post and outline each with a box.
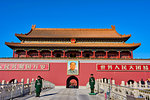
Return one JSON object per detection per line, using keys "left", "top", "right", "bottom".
{"left": 139, "top": 81, "right": 142, "bottom": 89}
{"left": 7, "top": 81, "right": 9, "bottom": 84}
{"left": 98, "top": 79, "right": 101, "bottom": 93}
{"left": 145, "top": 81, "right": 148, "bottom": 88}
{"left": 27, "top": 78, "right": 30, "bottom": 84}
{"left": 101, "top": 79, "right": 104, "bottom": 89}
{"left": 112, "top": 80, "right": 115, "bottom": 85}
{"left": 104, "top": 79, "right": 107, "bottom": 93}
{"left": 11, "top": 82, "right": 14, "bottom": 99}
{"left": 129, "top": 81, "right": 132, "bottom": 87}
{"left": 121, "top": 81, "right": 125, "bottom": 86}
{"left": 133, "top": 81, "right": 137, "bottom": 88}
{"left": 133, "top": 81, "right": 139, "bottom": 98}
{"left": 2, "top": 80, "right": 5, "bottom": 85}
{"left": 21, "top": 78, "right": 24, "bottom": 96}
{"left": 126, "top": 82, "right": 129, "bottom": 87}
{"left": 95, "top": 79, "right": 99, "bottom": 93}
{"left": 30, "top": 78, "right": 35, "bottom": 94}
{"left": 121, "top": 81, "right": 126, "bottom": 97}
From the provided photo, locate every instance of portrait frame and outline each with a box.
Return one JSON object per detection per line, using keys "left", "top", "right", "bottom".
{"left": 67, "top": 60, "right": 79, "bottom": 75}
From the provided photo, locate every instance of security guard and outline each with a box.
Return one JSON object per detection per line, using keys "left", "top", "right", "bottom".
{"left": 89, "top": 74, "right": 95, "bottom": 93}
{"left": 35, "top": 76, "right": 42, "bottom": 97}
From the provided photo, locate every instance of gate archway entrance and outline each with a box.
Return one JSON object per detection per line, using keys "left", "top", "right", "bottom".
{"left": 66, "top": 76, "right": 79, "bottom": 88}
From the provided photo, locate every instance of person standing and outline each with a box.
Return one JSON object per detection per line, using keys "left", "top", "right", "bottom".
{"left": 35, "top": 76, "right": 42, "bottom": 97}
{"left": 89, "top": 74, "right": 95, "bottom": 93}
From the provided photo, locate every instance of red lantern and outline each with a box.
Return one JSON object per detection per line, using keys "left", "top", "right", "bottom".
{"left": 71, "top": 39, "right": 76, "bottom": 43}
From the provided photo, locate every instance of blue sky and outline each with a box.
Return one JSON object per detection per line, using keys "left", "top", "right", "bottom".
{"left": 0, "top": 0, "right": 150, "bottom": 58}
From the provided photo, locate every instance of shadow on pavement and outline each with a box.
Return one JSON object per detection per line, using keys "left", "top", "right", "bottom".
{"left": 78, "top": 94, "right": 90, "bottom": 100}
{"left": 40, "top": 93, "right": 58, "bottom": 97}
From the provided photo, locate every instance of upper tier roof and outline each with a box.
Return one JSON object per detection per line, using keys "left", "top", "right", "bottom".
{"left": 15, "top": 25, "right": 131, "bottom": 41}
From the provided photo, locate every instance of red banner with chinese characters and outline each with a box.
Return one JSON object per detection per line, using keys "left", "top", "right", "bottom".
{"left": 97, "top": 63, "right": 150, "bottom": 71}
{"left": 0, "top": 62, "right": 50, "bottom": 71}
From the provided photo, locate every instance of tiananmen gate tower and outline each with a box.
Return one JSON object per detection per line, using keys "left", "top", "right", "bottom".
{"left": 1, "top": 25, "right": 150, "bottom": 88}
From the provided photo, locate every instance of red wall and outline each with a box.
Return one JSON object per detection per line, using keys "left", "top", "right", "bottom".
{"left": 0, "top": 62, "right": 150, "bottom": 86}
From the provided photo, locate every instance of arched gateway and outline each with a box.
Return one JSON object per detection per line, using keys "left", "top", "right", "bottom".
{"left": 66, "top": 76, "right": 78, "bottom": 88}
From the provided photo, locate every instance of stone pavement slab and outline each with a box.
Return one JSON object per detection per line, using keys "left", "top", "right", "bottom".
{"left": 15, "top": 88, "right": 104, "bottom": 100}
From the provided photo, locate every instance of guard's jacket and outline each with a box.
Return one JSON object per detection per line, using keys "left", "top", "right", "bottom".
{"left": 89, "top": 77, "right": 95, "bottom": 89}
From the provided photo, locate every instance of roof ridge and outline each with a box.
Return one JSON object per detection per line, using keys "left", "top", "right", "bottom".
{"left": 32, "top": 24, "right": 116, "bottom": 31}
{"left": 35, "top": 28, "right": 113, "bottom": 31}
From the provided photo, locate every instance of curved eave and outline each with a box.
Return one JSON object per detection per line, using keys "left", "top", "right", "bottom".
{"left": 15, "top": 34, "right": 131, "bottom": 41}
{"left": 5, "top": 42, "right": 141, "bottom": 50}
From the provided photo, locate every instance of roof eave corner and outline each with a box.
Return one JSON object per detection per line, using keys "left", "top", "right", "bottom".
{"left": 127, "top": 34, "right": 131, "bottom": 37}
{"left": 5, "top": 42, "right": 8, "bottom": 45}
{"left": 138, "top": 43, "right": 141, "bottom": 46}
{"left": 5, "top": 42, "right": 11, "bottom": 46}
{"left": 111, "top": 25, "right": 122, "bottom": 37}
{"left": 135, "top": 43, "right": 141, "bottom": 50}
{"left": 133, "top": 43, "right": 141, "bottom": 48}
{"left": 15, "top": 33, "right": 20, "bottom": 37}
{"left": 124, "top": 34, "right": 131, "bottom": 39}
{"left": 5, "top": 42, "right": 14, "bottom": 49}
{"left": 25, "top": 24, "right": 36, "bottom": 35}
{"left": 111, "top": 25, "right": 116, "bottom": 30}
{"left": 31, "top": 24, "right": 36, "bottom": 30}
{"left": 14, "top": 33, "right": 22, "bottom": 41}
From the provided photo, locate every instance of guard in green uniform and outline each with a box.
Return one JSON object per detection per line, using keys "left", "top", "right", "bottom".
{"left": 89, "top": 74, "right": 95, "bottom": 93}
{"left": 35, "top": 76, "right": 42, "bottom": 97}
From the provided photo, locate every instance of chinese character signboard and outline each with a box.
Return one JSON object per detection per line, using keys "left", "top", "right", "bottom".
{"left": 97, "top": 63, "right": 150, "bottom": 71}
{"left": 67, "top": 61, "right": 79, "bottom": 75}
{"left": 0, "top": 62, "right": 50, "bottom": 71}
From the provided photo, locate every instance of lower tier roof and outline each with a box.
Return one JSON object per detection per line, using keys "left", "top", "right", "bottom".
{"left": 5, "top": 42, "right": 141, "bottom": 50}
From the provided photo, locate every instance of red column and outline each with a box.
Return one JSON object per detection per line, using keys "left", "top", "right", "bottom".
{"left": 93, "top": 51, "right": 95, "bottom": 58}
{"left": 51, "top": 50, "right": 53, "bottom": 57}
{"left": 105, "top": 51, "right": 108, "bottom": 58}
{"left": 13, "top": 50, "right": 15, "bottom": 58}
{"left": 80, "top": 51, "right": 83, "bottom": 58}
{"left": 118, "top": 51, "right": 120, "bottom": 58}
{"left": 131, "top": 51, "right": 133, "bottom": 59}
{"left": 26, "top": 50, "right": 28, "bottom": 58}
{"left": 38, "top": 50, "right": 41, "bottom": 58}
{"left": 63, "top": 50, "right": 65, "bottom": 57}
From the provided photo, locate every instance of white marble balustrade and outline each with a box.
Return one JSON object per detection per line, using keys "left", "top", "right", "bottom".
{"left": 95, "top": 79, "right": 150, "bottom": 100}
{"left": 0, "top": 78, "right": 55, "bottom": 100}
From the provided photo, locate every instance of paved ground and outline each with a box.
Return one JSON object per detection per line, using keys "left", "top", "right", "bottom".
{"left": 15, "top": 88, "right": 105, "bottom": 100}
